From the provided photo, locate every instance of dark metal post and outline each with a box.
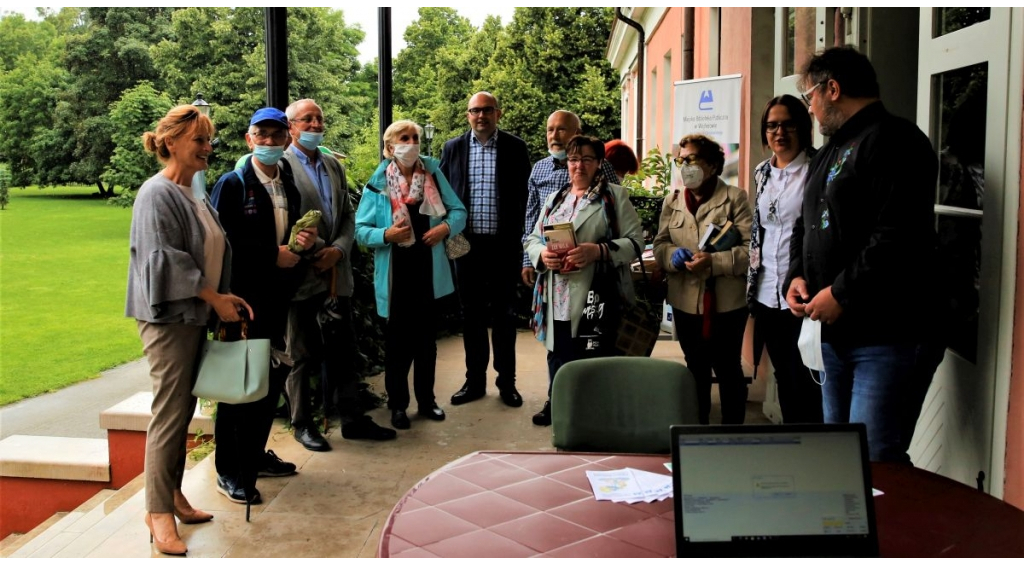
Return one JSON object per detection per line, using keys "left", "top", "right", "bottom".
{"left": 265, "top": 8, "right": 288, "bottom": 110}
{"left": 615, "top": 9, "right": 645, "bottom": 157}
{"left": 378, "top": 8, "right": 393, "bottom": 158}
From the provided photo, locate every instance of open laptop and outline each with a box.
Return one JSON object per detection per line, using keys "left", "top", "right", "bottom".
{"left": 671, "top": 424, "right": 879, "bottom": 558}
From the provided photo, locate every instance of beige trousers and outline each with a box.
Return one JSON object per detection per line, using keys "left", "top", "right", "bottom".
{"left": 137, "top": 321, "right": 205, "bottom": 512}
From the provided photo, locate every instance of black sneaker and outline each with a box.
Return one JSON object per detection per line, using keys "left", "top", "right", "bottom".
{"left": 216, "top": 475, "right": 262, "bottom": 505}
{"left": 257, "top": 450, "right": 297, "bottom": 477}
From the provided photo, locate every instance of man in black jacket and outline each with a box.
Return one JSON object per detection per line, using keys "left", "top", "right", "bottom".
{"left": 785, "top": 47, "right": 939, "bottom": 463}
{"left": 210, "top": 107, "right": 315, "bottom": 504}
{"left": 440, "top": 91, "right": 532, "bottom": 408}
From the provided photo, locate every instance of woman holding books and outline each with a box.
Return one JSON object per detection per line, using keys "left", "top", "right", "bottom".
{"left": 653, "top": 134, "right": 752, "bottom": 424}
{"left": 355, "top": 120, "right": 467, "bottom": 431}
{"left": 524, "top": 135, "right": 643, "bottom": 426}
{"left": 746, "top": 95, "right": 822, "bottom": 424}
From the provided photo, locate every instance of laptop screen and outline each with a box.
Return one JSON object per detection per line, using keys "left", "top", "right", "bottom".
{"left": 671, "top": 424, "right": 878, "bottom": 557}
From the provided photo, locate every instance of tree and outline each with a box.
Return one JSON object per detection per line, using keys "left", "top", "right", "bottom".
{"left": 478, "top": 7, "right": 620, "bottom": 161}
{"left": 151, "top": 8, "right": 369, "bottom": 185}
{"left": 428, "top": 15, "right": 506, "bottom": 143}
{"left": 0, "top": 12, "right": 59, "bottom": 72}
{"left": 0, "top": 51, "right": 67, "bottom": 187}
{"left": 55, "top": 8, "right": 175, "bottom": 195}
{"left": 392, "top": 8, "right": 474, "bottom": 115}
{"left": 103, "top": 82, "right": 174, "bottom": 200}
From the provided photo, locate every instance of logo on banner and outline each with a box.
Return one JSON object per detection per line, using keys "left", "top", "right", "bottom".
{"left": 698, "top": 89, "right": 714, "bottom": 111}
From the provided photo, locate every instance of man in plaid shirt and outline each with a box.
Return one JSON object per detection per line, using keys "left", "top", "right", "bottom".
{"left": 521, "top": 110, "right": 619, "bottom": 287}
{"left": 440, "top": 92, "right": 532, "bottom": 409}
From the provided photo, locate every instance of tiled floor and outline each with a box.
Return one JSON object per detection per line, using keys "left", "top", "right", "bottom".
{"left": 5, "top": 331, "right": 770, "bottom": 558}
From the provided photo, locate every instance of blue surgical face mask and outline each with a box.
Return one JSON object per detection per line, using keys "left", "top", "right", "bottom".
{"left": 252, "top": 144, "right": 285, "bottom": 165}
{"left": 549, "top": 148, "right": 567, "bottom": 161}
{"left": 297, "top": 131, "right": 324, "bottom": 151}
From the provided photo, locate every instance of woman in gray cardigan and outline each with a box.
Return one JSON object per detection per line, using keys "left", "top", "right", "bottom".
{"left": 125, "top": 105, "right": 251, "bottom": 555}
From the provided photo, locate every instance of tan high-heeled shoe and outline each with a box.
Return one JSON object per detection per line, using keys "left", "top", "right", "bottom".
{"left": 173, "top": 490, "right": 213, "bottom": 524}
{"left": 174, "top": 506, "right": 214, "bottom": 524}
{"left": 145, "top": 512, "right": 187, "bottom": 556}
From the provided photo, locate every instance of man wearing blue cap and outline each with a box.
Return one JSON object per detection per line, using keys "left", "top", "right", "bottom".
{"left": 210, "top": 107, "right": 315, "bottom": 504}
{"left": 282, "top": 98, "right": 396, "bottom": 447}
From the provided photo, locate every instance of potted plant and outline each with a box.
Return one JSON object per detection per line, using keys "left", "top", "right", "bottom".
{"left": 621, "top": 148, "right": 672, "bottom": 244}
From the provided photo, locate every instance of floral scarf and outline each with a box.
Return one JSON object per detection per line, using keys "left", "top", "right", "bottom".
{"left": 385, "top": 159, "right": 446, "bottom": 246}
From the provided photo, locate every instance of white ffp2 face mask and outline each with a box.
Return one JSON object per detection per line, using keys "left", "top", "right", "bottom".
{"left": 798, "top": 317, "right": 825, "bottom": 372}
{"left": 681, "top": 164, "right": 705, "bottom": 189}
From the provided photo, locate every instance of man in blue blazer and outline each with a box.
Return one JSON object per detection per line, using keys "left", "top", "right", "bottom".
{"left": 439, "top": 91, "right": 532, "bottom": 408}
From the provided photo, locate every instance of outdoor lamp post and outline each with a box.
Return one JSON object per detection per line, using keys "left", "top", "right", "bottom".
{"left": 191, "top": 94, "right": 211, "bottom": 199}
{"left": 424, "top": 122, "right": 435, "bottom": 157}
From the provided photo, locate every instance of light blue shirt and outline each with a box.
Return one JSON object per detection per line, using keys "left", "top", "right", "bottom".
{"left": 289, "top": 145, "right": 333, "bottom": 227}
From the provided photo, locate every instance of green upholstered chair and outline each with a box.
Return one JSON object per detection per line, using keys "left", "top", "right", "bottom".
{"left": 550, "top": 357, "right": 699, "bottom": 454}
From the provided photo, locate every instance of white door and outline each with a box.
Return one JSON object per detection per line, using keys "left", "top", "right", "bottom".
{"left": 911, "top": 7, "right": 1017, "bottom": 494}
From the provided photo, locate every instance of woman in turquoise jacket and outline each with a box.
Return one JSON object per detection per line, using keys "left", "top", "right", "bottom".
{"left": 355, "top": 120, "right": 467, "bottom": 431}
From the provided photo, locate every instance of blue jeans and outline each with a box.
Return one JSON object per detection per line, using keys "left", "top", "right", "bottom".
{"left": 821, "top": 343, "right": 916, "bottom": 463}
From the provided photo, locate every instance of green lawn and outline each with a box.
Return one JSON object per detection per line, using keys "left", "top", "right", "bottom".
{"left": 0, "top": 185, "right": 142, "bottom": 406}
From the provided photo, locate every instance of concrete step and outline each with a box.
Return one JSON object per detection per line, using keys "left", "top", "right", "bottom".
{"left": 0, "top": 485, "right": 117, "bottom": 557}
{"left": 7, "top": 420, "right": 304, "bottom": 558}
{"left": 2, "top": 486, "right": 121, "bottom": 558}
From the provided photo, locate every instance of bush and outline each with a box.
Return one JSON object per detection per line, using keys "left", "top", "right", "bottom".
{"left": 0, "top": 164, "right": 10, "bottom": 210}
{"left": 622, "top": 148, "right": 672, "bottom": 243}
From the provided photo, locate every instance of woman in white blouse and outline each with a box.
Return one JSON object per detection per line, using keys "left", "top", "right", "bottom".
{"left": 126, "top": 105, "right": 252, "bottom": 555}
{"left": 747, "top": 94, "right": 822, "bottom": 424}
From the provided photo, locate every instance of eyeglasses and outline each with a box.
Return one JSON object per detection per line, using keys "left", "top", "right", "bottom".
{"left": 799, "top": 81, "right": 826, "bottom": 105}
{"left": 467, "top": 106, "right": 496, "bottom": 116}
{"left": 251, "top": 129, "right": 288, "bottom": 143}
{"left": 765, "top": 121, "right": 798, "bottom": 133}
{"left": 291, "top": 116, "right": 326, "bottom": 126}
{"left": 566, "top": 156, "right": 598, "bottom": 165}
{"left": 673, "top": 154, "right": 702, "bottom": 166}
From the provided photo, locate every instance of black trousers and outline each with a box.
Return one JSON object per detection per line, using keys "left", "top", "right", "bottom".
{"left": 385, "top": 236, "right": 437, "bottom": 411}
{"left": 454, "top": 233, "right": 521, "bottom": 390}
{"left": 319, "top": 296, "right": 362, "bottom": 421}
{"left": 214, "top": 301, "right": 290, "bottom": 488}
{"left": 674, "top": 307, "right": 749, "bottom": 425}
{"left": 752, "top": 301, "right": 824, "bottom": 424}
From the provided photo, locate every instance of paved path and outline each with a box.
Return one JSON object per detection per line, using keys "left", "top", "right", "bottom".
{"left": 0, "top": 359, "right": 151, "bottom": 440}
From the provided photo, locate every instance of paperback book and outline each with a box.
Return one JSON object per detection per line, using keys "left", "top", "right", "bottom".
{"left": 544, "top": 222, "right": 580, "bottom": 273}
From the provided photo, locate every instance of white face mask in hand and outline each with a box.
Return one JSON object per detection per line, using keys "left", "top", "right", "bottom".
{"left": 798, "top": 317, "right": 825, "bottom": 372}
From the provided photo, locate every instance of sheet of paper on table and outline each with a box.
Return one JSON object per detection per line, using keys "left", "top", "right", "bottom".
{"left": 586, "top": 468, "right": 673, "bottom": 503}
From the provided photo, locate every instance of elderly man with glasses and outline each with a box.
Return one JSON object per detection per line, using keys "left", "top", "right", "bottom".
{"left": 281, "top": 98, "right": 395, "bottom": 451}
{"left": 209, "top": 107, "right": 316, "bottom": 504}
